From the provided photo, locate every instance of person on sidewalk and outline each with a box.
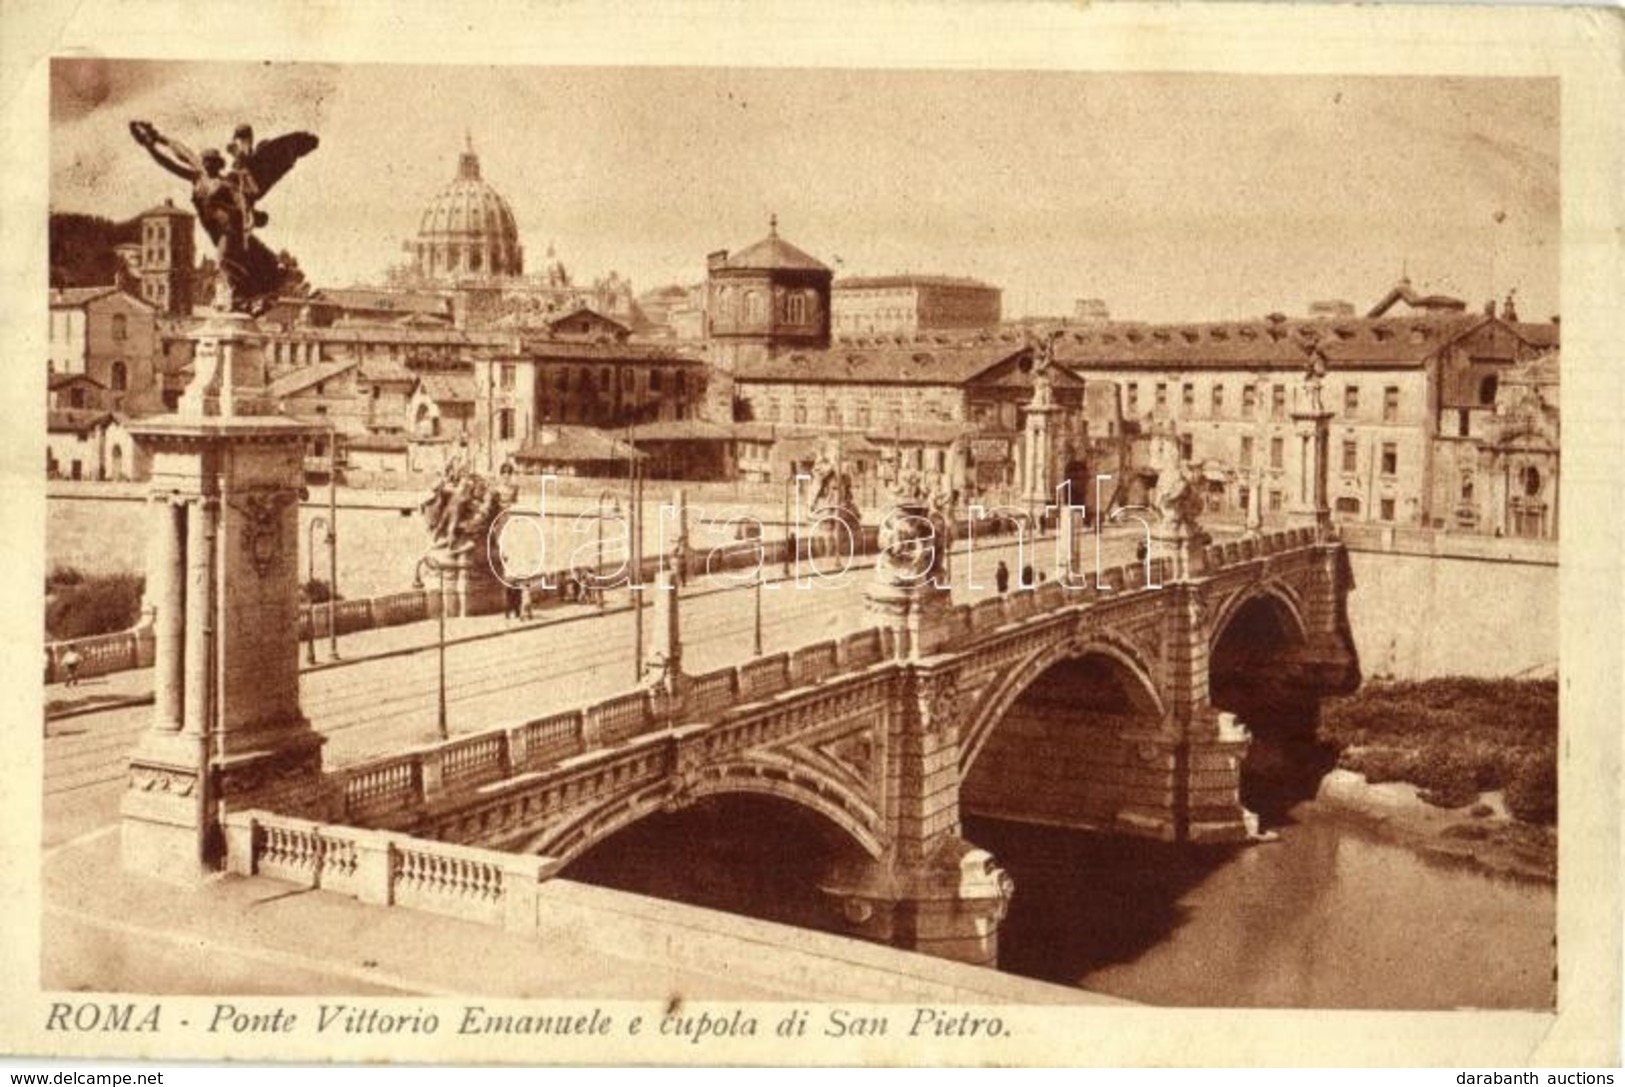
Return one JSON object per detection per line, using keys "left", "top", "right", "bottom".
{"left": 995, "top": 561, "right": 1010, "bottom": 594}
{"left": 61, "top": 647, "right": 83, "bottom": 688}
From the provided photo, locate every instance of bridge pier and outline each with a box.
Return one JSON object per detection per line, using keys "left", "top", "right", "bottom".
{"left": 822, "top": 658, "right": 1013, "bottom": 966}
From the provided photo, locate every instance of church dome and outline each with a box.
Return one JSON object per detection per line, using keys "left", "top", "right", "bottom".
{"left": 410, "top": 136, "right": 524, "bottom": 280}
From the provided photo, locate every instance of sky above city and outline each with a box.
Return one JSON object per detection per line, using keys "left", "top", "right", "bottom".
{"left": 50, "top": 59, "right": 1559, "bottom": 323}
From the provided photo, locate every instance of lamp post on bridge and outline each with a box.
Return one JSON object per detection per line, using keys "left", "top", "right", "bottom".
{"left": 595, "top": 489, "right": 620, "bottom": 610}
{"left": 412, "top": 553, "right": 450, "bottom": 742}
{"left": 304, "top": 516, "right": 330, "bottom": 666}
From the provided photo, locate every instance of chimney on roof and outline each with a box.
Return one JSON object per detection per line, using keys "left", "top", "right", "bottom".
{"left": 1485, "top": 299, "right": 1497, "bottom": 318}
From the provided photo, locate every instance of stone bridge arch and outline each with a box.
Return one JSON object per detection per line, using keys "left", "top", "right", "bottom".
{"left": 1208, "top": 579, "right": 1311, "bottom": 659}
{"left": 503, "top": 754, "right": 886, "bottom": 868}
{"left": 959, "top": 631, "right": 1165, "bottom": 775}
{"left": 958, "top": 632, "right": 1169, "bottom": 837}
{"left": 1208, "top": 579, "right": 1341, "bottom": 821}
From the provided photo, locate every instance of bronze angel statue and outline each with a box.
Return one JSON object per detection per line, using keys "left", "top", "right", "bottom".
{"left": 130, "top": 119, "right": 318, "bottom": 315}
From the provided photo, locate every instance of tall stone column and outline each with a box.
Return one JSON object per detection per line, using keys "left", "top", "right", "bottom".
{"left": 1290, "top": 367, "right": 1334, "bottom": 539}
{"left": 149, "top": 497, "right": 185, "bottom": 731}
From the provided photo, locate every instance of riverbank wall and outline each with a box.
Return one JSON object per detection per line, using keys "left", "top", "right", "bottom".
{"left": 1340, "top": 525, "right": 1558, "bottom": 681}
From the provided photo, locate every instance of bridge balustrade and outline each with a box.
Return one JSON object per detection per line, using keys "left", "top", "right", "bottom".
{"left": 687, "top": 667, "right": 739, "bottom": 719}
{"left": 737, "top": 653, "right": 791, "bottom": 702}
{"left": 339, "top": 754, "right": 423, "bottom": 823}
{"left": 371, "top": 589, "right": 429, "bottom": 627}
{"left": 1032, "top": 581, "right": 1065, "bottom": 611}
{"left": 224, "top": 810, "right": 554, "bottom": 933}
{"left": 969, "top": 597, "right": 1005, "bottom": 632}
{"left": 587, "top": 690, "right": 654, "bottom": 747}
{"left": 789, "top": 640, "right": 840, "bottom": 686}
{"left": 838, "top": 629, "right": 884, "bottom": 668}
{"left": 518, "top": 709, "right": 586, "bottom": 768}
{"left": 438, "top": 731, "right": 511, "bottom": 792}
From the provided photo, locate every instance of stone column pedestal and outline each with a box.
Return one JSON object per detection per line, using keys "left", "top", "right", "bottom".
{"left": 821, "top": 838, "right": 1014, "bottom": 967}
{"left": 122, "top": 412, "right": 335, "bottom": 883}
{"left": 865, "top": 580, "right": 956, "bottom": 661}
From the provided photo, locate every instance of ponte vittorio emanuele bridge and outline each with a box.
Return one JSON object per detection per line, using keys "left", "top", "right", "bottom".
{"left": 118, "top": 337, "right": 1358, "bottom": 966}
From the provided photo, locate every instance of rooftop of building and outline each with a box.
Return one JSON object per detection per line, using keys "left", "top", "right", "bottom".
{"left": 415, "top": 372, "right": 476, "bottom": 404}
{"left": 710, "top": 217, "right": 830, "bottom": 274}
{"left": 514, "top": 425, "right": 646, "bottom": 463}
{"left": 515, "top": 338, "right": 706, "bottom": 364}
{"left": 735, "top": 340, "right": 1079, "bottom": 388}
{"left": 265, "top": 359, "right": 359, "bottom": 399}
{"left": 833, "top": 274, "right": 999, "bottom": 292}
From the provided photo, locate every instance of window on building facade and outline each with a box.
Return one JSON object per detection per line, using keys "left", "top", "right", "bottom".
{"left": 1179, "top": 434, "right": 1193, "bottom": 461}
{"left": 110, "top": 361, "right": 127, "bottom": 392}
{"left": 1383, "top": 386, "right": 1400, "bottom": 422}
{"left": 1342, "top": 439, "right": 1357, "bottom": 473}
{"left": 1270, "top": 436, "right": 1284, "bottom": 469}
{"left": 1126, "top": 383, "right": 1139, "bottom": 414}
{"left": 1272, "top": 384, "right": 1287, "bottom": 419}
{"left": 499, "top": 364, "right": 515, "bottom": 390}
{"left": 649, "top": 370, "right": 663, "bottom": 393}
{"left": 1460, "top": 471, "right": 1474, "bottom": 503}
{"left": 1380, "top": 497, "right": 1396, "bottom": 521}
{"left": 857, "top": 404, "right": 871, "bottom": 428}
{"left": 1479, "top": 374, "right": 1499, "bottom": 405}
{"left": 825, "top": 402, "right": 841, "bottom": 426}
{"left": 1242, "top": 384, "right": 1257, "bottom": 417}
{"left": 788, "top": 293, "right": 807, "bottom": 324}
{"left": 1211, "top": 384, "right": 1224, "bottom": 416}
{"left": 1181, "top": 383, "right": 1195, "bottom": 415}
{"left": 1381, "top": 443, "right": 1398, "bottom": 476}
{"left": 1237, "top": 485, "right": 1250, "bottom": 513}
{"left": 1343, "top": 385, "right": 1359, "bottom": 419}
{"left": 497, "top": 408, "right": 514, "bottom": 441}
{"left": 1269, "top": 489, "right": 1283, "bottom": 512}
{"left": 112, "top": 315, "right": 127, "bottom": 341}
{"left": 1155, "top": 383, "right": 1168, "bottom": 411}
{"left": 1239, "top": 436, "right": 1254, "bottom": 469}
{"left": 793, "top": 403, "right": 808, "bottom": 424}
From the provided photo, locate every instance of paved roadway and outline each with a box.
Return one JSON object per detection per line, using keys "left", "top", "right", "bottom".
{"left": 44, "top": 527, "right": 1161, "bottom": 850}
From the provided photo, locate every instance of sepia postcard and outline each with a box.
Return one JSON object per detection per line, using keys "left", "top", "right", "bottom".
{"left": 1, "top": 0, "right": 1621, "bottom": 1068}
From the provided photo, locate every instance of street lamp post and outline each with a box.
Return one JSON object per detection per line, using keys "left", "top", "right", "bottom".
{"left": 595, "top": 489, "right": 619, "bottom": 610}
{"left": 305, "top": 516, "right": 329, "bottom": 666}
{"left": 326, "top": 426, "right": 340, "bottom": 661}
{"left": 754, "top": 561, "right": 765, "bottom": 657}
{"left": 782, "top": 473, "right": 795, "bottom": 577}
{"left": 412, "top": 554, "right": 450, "bottom": 741}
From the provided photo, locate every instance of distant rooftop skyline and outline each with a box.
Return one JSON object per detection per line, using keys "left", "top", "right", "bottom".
{"left": 50, "top": 61, "right": 1559, "bottom": 324}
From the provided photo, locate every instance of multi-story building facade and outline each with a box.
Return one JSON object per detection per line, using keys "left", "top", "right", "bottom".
{"left": 731, "top": 336, "right": 1090, "bottom": 503}
{"left": 832, "top": 275, "right": 1002, "bottom": 336}
{"left": 132, "top": 199, "right": 195, "bottom": 316}
{"left": 48, "top": 287, "right": 163, "bottom": 416}
{"left": 473, "top": 340, "right": 709, "bottom": 471}
{"left": 702, "top": 218, "right": 834, "bottom": 423}
{"left": 1431, "top": 350, "right": 1560, "bottom": 539}
{"left": 1053, "top": 304, "right": 1558, "bottom": 528}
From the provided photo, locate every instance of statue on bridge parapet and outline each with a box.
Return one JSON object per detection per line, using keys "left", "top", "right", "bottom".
{"left": 420, "top": 447, "right": 508, "bottom": 562}
{"left": 809, "top": 446, "right": 862, "bottom": 557}
{"left": 869, "top": 469, "right": 957, "bottom": 658}
{"left": 416, "top": 449, "right": 513, "bottom": 617}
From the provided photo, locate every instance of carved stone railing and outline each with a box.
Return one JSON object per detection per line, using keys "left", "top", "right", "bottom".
{"left": 224, "top": 810, "right": 558, "bottom": 932}
{"left": 45, "top": 624, "right": 155, "bottom": 684}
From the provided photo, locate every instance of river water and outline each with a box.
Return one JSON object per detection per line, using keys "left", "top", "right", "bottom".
{"left": 968, "top": 807, "right": 1556, "bottom": 1010}
{"left": 568, "top": 797, "right": 1555, "bottom": 1010}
